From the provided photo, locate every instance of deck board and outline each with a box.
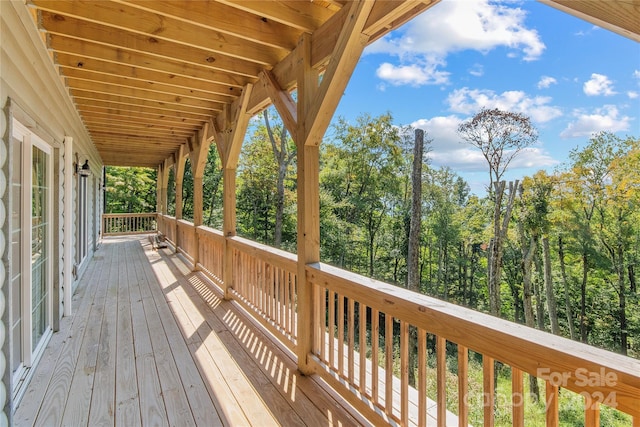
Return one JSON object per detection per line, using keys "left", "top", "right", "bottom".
{"left": 14, "top": 236, "right": 363, "bottom": 427}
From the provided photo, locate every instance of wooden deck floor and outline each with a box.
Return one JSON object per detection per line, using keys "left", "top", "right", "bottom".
{"left": 14, "top": 236, "right": 365, "bottom": 426}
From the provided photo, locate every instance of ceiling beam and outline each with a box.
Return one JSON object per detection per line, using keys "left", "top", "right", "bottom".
{"left": 61, "top": 68, "right": 230, "bottom": 103}
{"left": 539, "top": 0, "right": 640, "bottom": 42}
{"left": 215, "top": 0, "right": 336, "bottom": 31}
{"left": 118, "top": 0, "right": 300, "bottom": 50}
{"left": 40, "top": 10, "right": 263, "bottom": 78}
{"left": 70, "top": 89, "right": 218, "bottom": 116}
{"left": 32, "top": 0, "right": 288, "bottom": 64}
{"left": 48, "top": 34, "right": 248, "bottom": 88}
{"left": 56, "top": 53, "right": 241, "bottom": 98}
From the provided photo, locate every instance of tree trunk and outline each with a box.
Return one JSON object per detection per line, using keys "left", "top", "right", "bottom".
{"left": 534, "top": 250, "right": 546, "bottom": 330}
{"left": 616, "top": 245, "right": 628, "bottom": 355}
{"left": 580, "top": 251, "right": 589, "bottom": 343}
{"left": 558, "top": 236, "right": 576, "bottom": 340}
{"left": 407, "top": 129, "right": 423, "bottom": 386}
{"left": 488, "top": 180, "right": 518, "bottom": 316}
{"left": 274, "top": 160, "right": 286, "bottom": 247}
{"left": 407, "top": 129, "right": 423, "bottom": 292}
{"left": 263, "top": 110, "right": 294, "bottom": 249}
{"left": 542, "top": 236, "right": 559, "bottom": 334}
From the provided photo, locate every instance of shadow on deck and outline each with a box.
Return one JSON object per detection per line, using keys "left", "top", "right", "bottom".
{"left": 14, "top": 236, "right": 363, "bottom": 426}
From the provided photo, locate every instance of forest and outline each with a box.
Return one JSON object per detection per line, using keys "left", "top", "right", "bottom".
{"left": 105, "top": 108, "right": 640, "bottom": 360}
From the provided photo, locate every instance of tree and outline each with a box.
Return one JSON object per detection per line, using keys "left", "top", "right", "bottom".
{"left": 458, "top": 108, "right": 537, "bottom": 316}
{"left": 105, "top": 166, "right": 156, "bottom": 213}
{"left": 591, "top": 133, "right": 639, "bottom": 354}
{"left": 407, "top": 129, "right": 426, "bottom": 292}
{"left": 263, "top": 108, "right": 296, "bottom": 248}
{"left": 457, "top": 108, "right": 537, "bottom": 193}
{"left": 203, "top": 144, "right": 223, "bottom": 229}
{"left": 321, "top": 113, "right": 404, "bottom": 277}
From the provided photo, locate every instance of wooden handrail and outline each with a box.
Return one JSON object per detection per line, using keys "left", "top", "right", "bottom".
{"left": 153, "top": 214, "right": 640, "bottom": 426}
{"left": 102, "top": 212, "right": 157, "bottom": 236}
{"left": 306, "top": 261, "right": 640, "bottom": 424}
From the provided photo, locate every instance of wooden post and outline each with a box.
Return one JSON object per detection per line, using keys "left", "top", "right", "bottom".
{"left": 214, "top": 84, "right": 252, "bottom": 300}
{"left": 158, "top": 159, "right": 170, "bottom": 215}
{"left": 293, "top": 32, "right": 319, "bottom": 376}
{"left": 174, "top": 144, "right": 186, "bottom": 251}
{"left": 189, "top": 129, "right": 210, "bottom": 270}
{"left": 290, "top": 0, "right": 373, "bottom": 376}
{"left": 222, "top": 167, "right": 236, "bottom": 300}
{"left": 156, "top": 164, "right": 163, "bottom": 215}
{"left": 295, "top": 143, "right": 320, "bottom": 375}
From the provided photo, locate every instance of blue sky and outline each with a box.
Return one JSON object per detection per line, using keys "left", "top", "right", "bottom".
{"left": 332, "top": 0, "right": 640, "bottom": 193}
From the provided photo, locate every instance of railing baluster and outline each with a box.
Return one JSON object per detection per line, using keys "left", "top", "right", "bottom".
{"left": 401, "top": 320, "right": 409, "bottom": 425}
{"left": 318, "top": 285, "right": 326, "bottom": 359}
{"left": 437, "top": 335, "right": 446, "bottom": 427}
{"left": 266, "top": 262, "right": 271, "bottom": 320}
{"left": 286, "top": 271, "right": 291, "bottom": 337}
{"left": 512, "top": 367, "right": 524, "bottom": 427}
{"left": 385, "top": 313, "right": 393, "bottom": 417}
{"left": 545, "top": 381, "right": 559, "bottom": 427}
{"left": 372, "top": 308, "right": 379, "bottom": 406}
{"left": 329, "top": 290, "right": 336, "bottom": 369}
{"left": 359, "top": 302, "right": 367, "bottom": 394}
{"left": 483, "top": 356, "right": 495, "bottom": 427}
{"left": 338, "top": 294, "right": 345, "bottom": 377}
{"left": 348, "top": 299, "right": 355, "bottom": 384}
{"left": 418, "top": 328, "right": 427, "bottom": 427}
{"left": 584, "top": 401, "right": 600, "bottom": 427}
{"left": 458, "top": 344, "right": 469, "bottom": 427}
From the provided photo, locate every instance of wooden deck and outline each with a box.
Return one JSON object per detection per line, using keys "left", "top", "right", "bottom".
{"left": 14, "top": 236, "right": 365, "bottom": 426}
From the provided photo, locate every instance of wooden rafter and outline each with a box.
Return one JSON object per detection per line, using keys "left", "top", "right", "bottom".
{"left": 25, "top": 0, "right": 636, "bottom": 168}
{"left": 26, "top": 0, "right": 445, "bottom": 167}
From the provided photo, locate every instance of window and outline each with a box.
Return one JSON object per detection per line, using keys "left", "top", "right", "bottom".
{"left": 10, "top": 119, "right": 53, "bottom": 398}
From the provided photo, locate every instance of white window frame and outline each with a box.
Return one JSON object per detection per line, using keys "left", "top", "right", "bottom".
{"left": 13, "top": 119, "right": 54, "bottom": 372}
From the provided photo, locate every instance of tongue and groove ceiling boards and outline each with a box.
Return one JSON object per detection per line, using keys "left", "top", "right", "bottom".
{"left": 28, "top": 1, "right": 639, "bottom": 167}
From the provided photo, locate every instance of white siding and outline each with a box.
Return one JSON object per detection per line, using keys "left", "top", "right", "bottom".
{"left": 1, "top": 1, "right": 103, "bottom": 421}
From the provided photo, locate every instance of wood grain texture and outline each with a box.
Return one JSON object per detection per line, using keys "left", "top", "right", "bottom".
{"left": 15, "top": 236, "right": 359, "bottom": 426}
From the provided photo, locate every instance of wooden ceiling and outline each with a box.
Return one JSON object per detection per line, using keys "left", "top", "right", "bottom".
{"left": 27, "top": 0, "right": 436, "bottom": 167}
{"left": 27, "top": 1, "right": 640, "bottom": 168}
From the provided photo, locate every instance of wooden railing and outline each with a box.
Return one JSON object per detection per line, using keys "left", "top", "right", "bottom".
{"left": 157, "top": 214, "right": 176, "bottom": 244}
{"left": 228, "top": 236, "right": 298, "bottom": 351}
{"left": 176, "top": 220, "right": 196, "bottom": 265}
{"left": 195, "top": 226, "right": 225, "bottom": 287}
{"left": 157, "top": 214, "right": 640, "bottom": 427}
{"left": 102, "top": 213, "right": 157, "bottom": 235}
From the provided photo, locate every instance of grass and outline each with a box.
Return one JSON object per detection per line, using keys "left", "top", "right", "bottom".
{"left": 426, "top": 354, "right": 633, "bottom": 427}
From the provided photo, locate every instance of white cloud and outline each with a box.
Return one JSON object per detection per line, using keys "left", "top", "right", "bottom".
{"left": 537, "top": 76, "right": 557, "bottom": 89}
{"left": 633, "top": 70, "right": 640, "bottom": 79}
{"left": 628, "top": 91, "right": 639, "bottom": 99}
{"left": 469, "top": 64, "right": 484, "bottom": 77}
{"left": 369, "top": 0, "right": 544, "bottom": 86}
{"left": 574, "top": 25, "right": 599, "bottom": 37}
{"left": 410, "top": 115, "right": 557, "bottom": 172}
{"left": 446, "top": 87, "right": 563, "bottom": 123}
{"left": 560, "top": 105, "right": 631, "bottom": 138}
{"left": 583, "top": 73, "right": 616, "bottom": 96}
{"left": 376, "top": 61, "right": 449, "bottom": 87}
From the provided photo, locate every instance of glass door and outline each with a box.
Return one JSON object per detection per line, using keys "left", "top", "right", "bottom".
{"left": 11, "top": 119, "right": 53, "bottom": 385}
{"left": 30, "top": 144, "right": 51, "bottom": 355}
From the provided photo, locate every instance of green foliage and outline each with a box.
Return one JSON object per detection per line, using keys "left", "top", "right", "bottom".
{"left": 320, "top": 113, "right": 406, "bottom": 278}
{"left": 153, "top": 111, "right": 638, "bottom": 364}
{"left": 236, "top": 113, "right": 297, "bottom": 251}
{"left": 105, "top": 166, "right": 156, "bottom": 213}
